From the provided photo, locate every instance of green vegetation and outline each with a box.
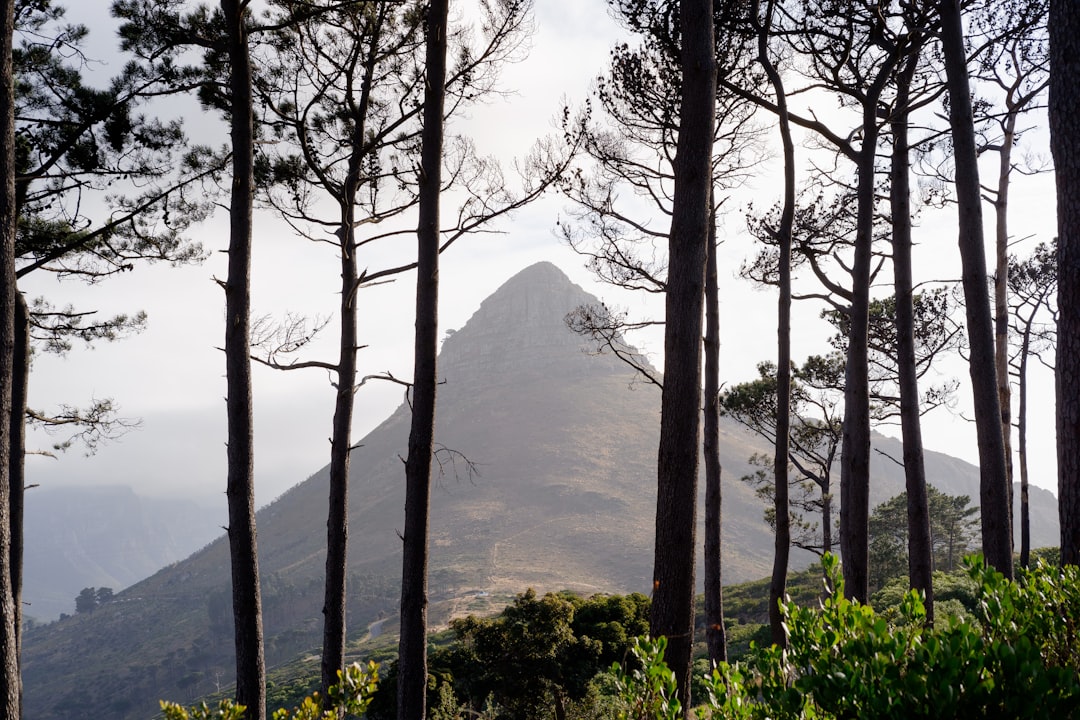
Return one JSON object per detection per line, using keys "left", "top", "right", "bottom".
{"left": 161, "top": 661, "right": 378, "bottom": 720}
{"left": 868, "top": 486, "right": 979, "bottom": 591}
{"left": 641, "top": 555, "right": 1080, "bottom": 718}
{"left": 74, "top": 586, "right": 115, "bottom": 614}
{"left": 164, "top": 551, "right": 1078, "bottom": 719}
{"left": 367, "top": 589, "right": 650, "bottom": 719}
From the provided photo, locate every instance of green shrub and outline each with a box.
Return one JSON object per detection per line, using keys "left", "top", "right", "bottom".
{"left": 606, "top": 636, "right": 682, "bottom": 720}
{"left": 160, "top": 661, "right": 378, "bottom": 720}
{"left": 616, "top": 554, "right": 1080, "bottom": 719}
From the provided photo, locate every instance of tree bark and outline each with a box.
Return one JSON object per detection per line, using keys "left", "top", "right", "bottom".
{"left": 9, "top": 292, "right": 25, "bottom": 684}
{"left": 221, "top": 1, "right": 266, "bottom": 718}
{"left": 703, "top": 214, "right": 726, "bottom": 666}
{"left": 651, "top": 0, "right": 714, "bottom": 709}
{"left": 1018, "top": 329, "right": 1031, "bottom": 568}
{"left": 397, "top": 0, "right": 447, "bottom": 717}
{"left": 837, "top": 105, "right": 881, "bottom": 604}
{"left": 751, "top": 0, "right": 795, "bottom": 648}
{"left": 320, "top": 202, "right": 358, "bottom": 705}
{"left": 318, "top": 10, "right": 385, "bottom": 696}
{"left": 0, "top": 0, "right": 23, "bottom": 712}
{"left": 993, "top": 112, "right": 1017, "bottom": 543}
{"left": 769, "top": 136, "right": 792, "bottom": 645}
{"left": 1050, "top": 0, "right": 1080, "bottom": 566}
{"left": 890, "top": 49, "right": 934, "bottom": 620}
{"left": 939, "top": 0, "right": 1013, "bottom": 578}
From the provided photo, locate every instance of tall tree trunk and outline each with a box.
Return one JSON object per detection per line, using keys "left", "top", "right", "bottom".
{"left": 221, "top": 1, "right": 266, "bottom": 717}
{"left": 320, "top": 214, "right": 358, "bottom": 704}
{"left": 703, "top": 213, "right": 726, "bottom": 666}
{"left": 0, "top": 0, "right": 23, "bottom": 712}
{"left": 1018, "top": 328, "right": 1031, "bottom": 568}
{"left": 397, "top": 0, "right": 447, "bottom": 717}
{"left": 651, "top": 0, "right": 714, "bottom": 708}
{"left": 753, "top": 0, "right": 795, "bottom": 646}
{"left": 939, "top": 0, "right": 1013, "bottom": 578}
{"left": 891, "top": 50, "right": 934, "bottom": 620}
{"left": 1050, "top": 0, "right": 1080, "bottom": 567}
{"left": 9, "top": 293, "right": 25, "bottom": 682}
{"left": 993, "top": 112, "right": 1017, "bottom": 542}
{"left": 838, "top": 117, "right": 880, "bottom": 604}
{"left": 769, "top": 163, "right": 792, "bottom": 644}
{"left": 822, "top": 473, "right": 833, "bottom": 557}
{"left": 320, "top": 9, "right": 383, "bottom": 702}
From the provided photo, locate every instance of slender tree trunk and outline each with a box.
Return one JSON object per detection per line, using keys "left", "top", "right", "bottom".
{"left": 822, "top": 475, "right": 832, "bottom": 556}
{"left": 320, "top": 216, "right": 358, "bottom": 704}
{"left": 0, "top": 0, "right": 23, "bottom": 712}
{"left": 891, "top": 51, "right": 934, "bottom": 620}
{"left": 9, "top": 292, "right": 25, "bottom": 687}
{"left": 939, "top": 0, "right": 1013, "bottom": 578}
{"left": 703, "top": 213, "right": 726, "bottom": 666}
{"left": 1050, "top": 0, "right": 1080, "bottom": 567}
{"left": 838, "top": 120, "right": 879, "bottom": 604}
{"left": 770, "top": 178, "right": 792, "bottom": 645}
{"left": 553, "top": 691, "right": 567, "bottom": 720}
{"left": 753, "top": 0, "right": 795, "bottom": 646}
{"left": 1018, "top": 329, "right": 1031, "bottom": 568}
{"left": 221, "top": 1, "right": 265, "bottom": 717}
{"left": 651, "top": 0, "right": 714, "bottom": 708}
{"left": 397, "top": 1, "right": 447, "bottom": 717}
{"left": 320, "top": 9, "right": 383, "bottom": 702}
{"left": 994, "top": 112, "right": 1017, "bottom": 543}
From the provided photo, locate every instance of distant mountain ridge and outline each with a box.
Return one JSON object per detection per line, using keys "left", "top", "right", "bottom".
{"left": 21, "top": 261, "right": 1060, "bottom": 719}
{"left": 23, "top": 485, "right": 223, "bottom": 620}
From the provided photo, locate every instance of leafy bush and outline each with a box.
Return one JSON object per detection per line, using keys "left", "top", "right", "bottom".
{"left": 364, "top": 589, "right": 650, "bottom": 719}
{"left": 616, "top": 554, "right": 1080, "bottom": 719}
{"left": 606, "top": 636, "right": 681, "bottom": 720}
{"left": 160, "top": 661, "right": 378, "bottom": 720}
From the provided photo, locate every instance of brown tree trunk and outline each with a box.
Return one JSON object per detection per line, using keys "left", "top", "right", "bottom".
{"left": 838, "top": 114, "right": 880, "bottom": 604}
{"left": 939, "top": 0, "right": 1013, "bottom": 578}
{"left": 835, "top": 39, "right": 897, "bottom": 603}
{"left": 890, "top": 51, "right": 934, "bottom": 620}
{"left": 221, "top": 1, "right": 266, "bottom": 717}
{"left": 0, "top": 0, "right": 22, "bottom": 712}
{"left": 320, "top": 208, "right": 358, "bottom": 705}
{"left": 320, "top": 9, "right": 384, "bottom": 702}
{"left": 703, "top": 214, "right": 726, "bottom": 666}
{"left": 1018, "top": 330, "right": 1031, "bottom": 568}
{"left": 769, "top": 156, "right": 792, "bottom": 645}
{"left": 822, "top": 475, "right": 832, "bottom": 556}
{"left": 9, "top": 292, "right": 25, "bottom": 685}
{"left": 752, "top": 0, "right": 795, "bottom": 647}
{"left": 994, "top": 112, "right": 1017, "bottom": 544}
{"left": 397, "top": 1, "right": 447, "bottom": 717}
{"left": 651, "top": 0, "right": 714, "bottom": 708}
{"left": 1050, "top": 0, "right": 1080, "bottom": 567}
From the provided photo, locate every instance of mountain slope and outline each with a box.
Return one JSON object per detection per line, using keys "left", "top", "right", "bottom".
{"left": 21, "top": 261, "right": 1059, "bottom": 719}
{"left": 23, "top": 485, "right": 223, "bottom": 621}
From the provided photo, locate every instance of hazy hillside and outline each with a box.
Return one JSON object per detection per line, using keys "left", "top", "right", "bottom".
{"left": 23, "top": 485, "right": 223, "bottom": 621}
{"left": 21, "top": 262, "right": 1060, "bottom": 719}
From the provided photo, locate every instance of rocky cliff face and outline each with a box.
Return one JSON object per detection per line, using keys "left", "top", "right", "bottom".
{"left": 439, "top": 261, "right": 627, "bottom": 384}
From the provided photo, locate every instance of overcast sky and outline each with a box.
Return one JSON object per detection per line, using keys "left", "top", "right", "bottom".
{"left": 21, "top": 0, "right": 1060, "bottom": 509}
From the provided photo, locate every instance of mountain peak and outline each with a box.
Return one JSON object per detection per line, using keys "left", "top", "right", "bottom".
{"left": 439, "top": 262, "right": 625, "bottom": 385}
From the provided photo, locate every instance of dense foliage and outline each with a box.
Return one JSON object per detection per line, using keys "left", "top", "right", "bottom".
{"left": 367, "top": 589, "right": 650, "bottom": 719}
{"left": 161, "top": 661, "right": 378, "bottom": 720}
{"left": 656, "top": 555, "right": 1080, "bottom": 718}
{"left": 868, "top": 487, "right": 980, "bottom": 591}
{"left": 160, "top": 553, "right": 1080, "bottom": 719}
